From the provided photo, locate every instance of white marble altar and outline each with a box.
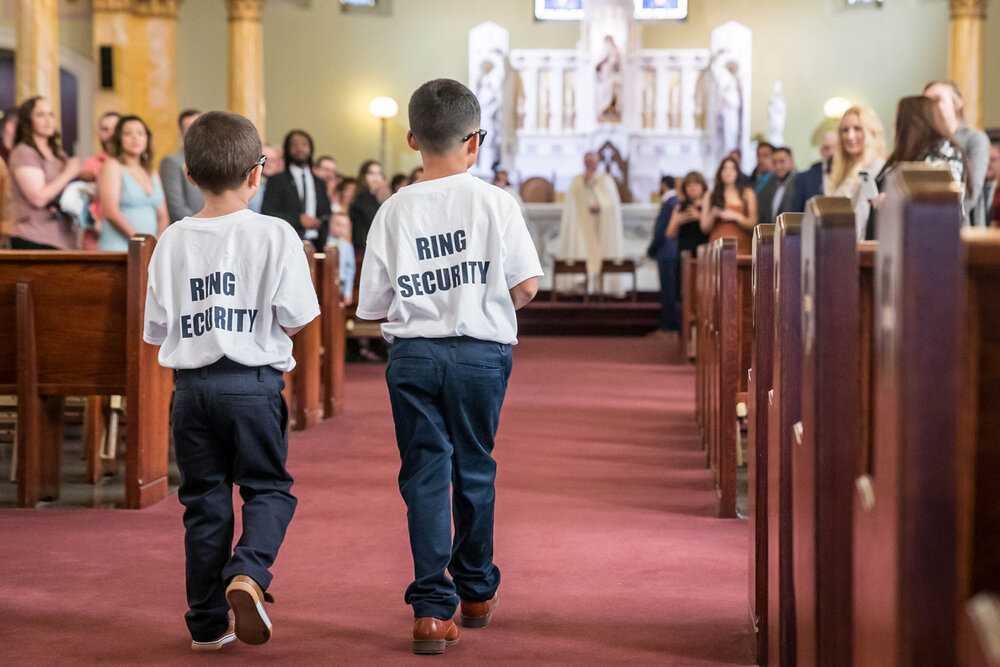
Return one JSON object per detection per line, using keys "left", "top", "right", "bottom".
{"left": 524, "top": 202, "right": 660, "bottom": 290}
{"left": 467, "top": 1, "right": 753, "bottom": 200}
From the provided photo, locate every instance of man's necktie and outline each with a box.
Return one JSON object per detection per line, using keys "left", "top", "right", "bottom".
{"left": 299, "top": 172, "right": 307, "bottom": 208}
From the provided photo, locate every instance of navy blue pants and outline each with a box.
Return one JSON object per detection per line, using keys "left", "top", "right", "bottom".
{"left": 386, "top": 337, "right": 512, "bottom": 620}
{"left": 657, "top": 255, "right": 680, "bottom": 332}
{"left": 171, "top": 358, "right": 296, "bottom": 642}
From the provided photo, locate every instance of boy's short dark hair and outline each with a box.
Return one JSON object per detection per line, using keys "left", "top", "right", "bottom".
{"left": 408, "top": 78, "right": 480, "bottom": 155}
{"left": 774, "top": 146, "right": 793, "bottom": 158}
{"left": 184, "top": 111, "right": 262, "bottom": 194}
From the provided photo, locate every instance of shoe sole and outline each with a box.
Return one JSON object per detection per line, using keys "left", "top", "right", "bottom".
{"left": 460, "top": 598, "right": 498, "bottom": 628}
{"left": 412, "top": 636, "right": 460, "bottom": 655}
{"left": 226, "top": 582, "right": 272, "bottom": 645}
{"left": 191, "top": 631, "right": 236, "bottom": 651}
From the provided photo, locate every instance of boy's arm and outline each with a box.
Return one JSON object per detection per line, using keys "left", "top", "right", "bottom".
{"left": 273, "top": 234, "right": 321, "bottom": 333}
{"left": 501, "top": 198, "right": 544, "bottom": 309}
{"left": 142, "top": 251, "right": 168, "bottom": 345}
{"left": 355, "top": 210, "right": 393, "bottom": 320}
{"left": 509, "top": 276, "right": 539, "bottom": 310}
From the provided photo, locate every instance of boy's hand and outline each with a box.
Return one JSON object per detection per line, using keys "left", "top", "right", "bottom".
{"left": 299, "top": 214, "right": 320, "bottom": 229}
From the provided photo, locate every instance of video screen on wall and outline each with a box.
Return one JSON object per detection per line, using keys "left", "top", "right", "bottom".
{"left": 534, "top": 0, "right": 688, "bottom": 20}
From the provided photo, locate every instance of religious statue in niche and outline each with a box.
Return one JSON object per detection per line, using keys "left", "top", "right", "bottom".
{"left": 595, "top": 35, "right": 623, "bottom": 122}
{"left": 767, "top": 80, "right": 787, "bottom": 147}
{"left": 474, "top": 53, "right": 505, "bottom": 169}
{"left": 711, "top": 52, "right": 743, "bottom": 154}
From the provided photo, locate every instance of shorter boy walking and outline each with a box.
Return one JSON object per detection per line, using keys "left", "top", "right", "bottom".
{"left": 143, "top": 111, "right": 320, "bottom": 651}
{"left": 357, "top": 78, "right": 542, "bottom": 655}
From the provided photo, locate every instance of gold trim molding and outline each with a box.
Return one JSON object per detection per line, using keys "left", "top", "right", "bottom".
{"left": 950, "top": 0, "right": 987, "bottom": 20}
{"left": 226, "top": 0, "right": 265, "bottom": 22}
{"left": 132, "top": 0, "right": 182, "bottom": 19}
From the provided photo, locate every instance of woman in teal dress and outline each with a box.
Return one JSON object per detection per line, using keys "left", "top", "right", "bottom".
{"left": 97, "top": 115, "right": 168, "bottom": 250}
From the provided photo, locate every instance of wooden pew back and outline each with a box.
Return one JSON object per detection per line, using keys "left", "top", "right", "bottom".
{"left": 748, "top": 223, "right": 775, "bottom": 664}
{"left": 768, "top": 212, "right": 803, "bottom": 667}
{"left": 795, "top": 196, "right": 859, "bottom": 665}
{"left": 853, "top": 164, "right": 964, "bottom": 665}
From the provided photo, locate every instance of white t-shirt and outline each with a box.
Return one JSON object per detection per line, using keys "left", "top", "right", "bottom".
{"left": 143, "top": 208, "right": 321, "bottom": 371}
{"left": 357, "top": 172, "right": 542, "bottom": 344}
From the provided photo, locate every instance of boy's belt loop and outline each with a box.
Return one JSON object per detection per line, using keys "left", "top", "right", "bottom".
{"left": 258, "top": 366, "right": 264, "bottom": 382}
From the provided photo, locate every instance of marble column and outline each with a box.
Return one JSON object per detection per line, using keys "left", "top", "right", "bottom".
{"left": 226, "top": 0, "right": 267, "bottom": 134}
{"left": 15, "top": 0, "right": 60, "bottom": 116}
{"left": 949, "top": 0, "right": 987, "bottom": 129}
{"left": 93, "top": 0, "right": 142, "bottom": 144}
{"left": 132, "top": 1, "right": 182, "bottom": 159}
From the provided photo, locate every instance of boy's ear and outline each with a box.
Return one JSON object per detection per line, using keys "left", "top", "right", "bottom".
{"left": 406, "top": 130, "right": 420, "bottom": 152}
{"left": 248, "top": 164, "right": 263, "bottom": 189}
{"left": 183, "top": 163, "right": 198, "bottom": 187}
{"left": 463, "top": 129, "right": 480, "bottom": 168}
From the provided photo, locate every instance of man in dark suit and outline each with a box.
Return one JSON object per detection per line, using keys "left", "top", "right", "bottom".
{"left": 262, "top": 129, "right": 330, "bottom": 251}
{"left": 757, "top": 147, "right": 797, "bottom": 223}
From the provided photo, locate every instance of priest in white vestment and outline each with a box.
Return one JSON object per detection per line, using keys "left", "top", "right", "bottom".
{"left": 558, "top": 152, "right": 625, "bottom": 294}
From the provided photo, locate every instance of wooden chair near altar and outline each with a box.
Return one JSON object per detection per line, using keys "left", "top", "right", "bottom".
{"left": 596, "top": 141, "right": 633, "bottom": 203}
{"left": 519, "top": 176, "right": 555, "bottom": 203}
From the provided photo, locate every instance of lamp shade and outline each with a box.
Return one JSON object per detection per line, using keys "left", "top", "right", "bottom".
{"left": 823, "top": 96, "right": 852, "bottom": 119}
{"left": 369, "top": 96, "right": 399, "bottom": 119}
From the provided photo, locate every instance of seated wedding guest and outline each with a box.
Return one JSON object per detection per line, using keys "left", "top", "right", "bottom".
{"left": 700, "top": 156, "right": 757, "bottom": 254}
{"left": 790, "top": 131, "right": 836, "bottom": 212}
{"left": 408, "top": 165, "right": 423, "bottom": 184}
{"left": 160, "top": 109, "right": 202, "bottom": 223}
{"left": 331, "top": 176, "right": 356, "bottom": 216}
{"left": 750, "top": 142, "right": 774, "bottom": 191}
{"left": 313, "top": 154, "right": 338, "bottom": 204}
{"left": 79, "top": 110, "right": 121, "bottom": 248}
{"left": 925, "top": 80, "right": 990, "bottom": 225}
{"left": 390, "top": 172, "right": 409, "bottom": 194}
{"left": 326, "top": 212, "right": 355, "bottom": 306}
{"left": 825, "top": 106, "right": 886, "bottom": 237}
{"left": 248, "top": 143, "right": 283, "bottom": 213}
{"left": 349, "top": 159, "right": 389, "bottom": 252}
{"left": 825, "top": 105, "right": 887, "bottom": 198}
{"left": 985, "top": 143, "right": 999, "bottom": 227}
{"left": 262, "top": 129, "right": 330, "bottom": 252}
{"left": 97, "top": 115, "right": 168, "bottom": 250}
{"left": 647, "top": 176, "right": 680, "bottom": 334}
{"left": 867, "top": 95, "right": 970, "bottom": 240}
{"left": 0, "top": 155, "right": 13, "bottom": 247}
{"left": 1, "top": 106, "right": 17, "bottom": 164}
{"left": 8, "top": 96, "right": 82, "bottom": 249}
{"left": 757, "top": 147, "right": 796, "bottom": 223}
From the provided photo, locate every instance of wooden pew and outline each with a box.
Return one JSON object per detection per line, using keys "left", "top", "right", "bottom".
{"left": 853, "top": 165, "right": 964, "bottom": 665}
{"left": 694, "top": 243, "right": 708, "bottom": 439}
{"left": 957, "top": 229, "right": 1000, "bottom": 666}
{"left": 318, "top": 243, "right": 347, "bottom": 417}
{"left": 707, "top": 238, "right": 737, "bottom": 517}
{"left": 284, "top": 241, "right": 323, "bottom": 431}
{"left": 794, "top": 196, "right": 859, "bottom": 665}
{"left": 767, "top": 212, "right": 802, "bottom": 667}
{"left": 0, "top": 237, "right": 172, "bottom": 508}
{"left": 680, "top": 250, "right": 696, "bottom": 361}
{"left": 747, "top": 223, "right": 775, "bottom": 665}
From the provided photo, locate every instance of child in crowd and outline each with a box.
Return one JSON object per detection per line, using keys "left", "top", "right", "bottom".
{"left": 142, "top": 111, "right": 319, "bottom": 651}
{"left": 327, "top": 211, "right": 356, "bottom": 304}
{"left": 357, "top": 78, "right": 542, "bottom": 655}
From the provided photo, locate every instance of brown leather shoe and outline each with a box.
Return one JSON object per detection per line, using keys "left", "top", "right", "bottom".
{"left": 225, "top": 575, "right": 273, "bottom": 645}
{"left": 412, "top": 617, "right": 460, "bottom": 655}
{"left": 460, "top": 594, "right": 498, "bottom": 628}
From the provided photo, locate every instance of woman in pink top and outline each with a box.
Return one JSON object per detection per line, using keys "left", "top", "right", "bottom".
{"left": 8, "top": 97, "right": 82, "bottom": 250}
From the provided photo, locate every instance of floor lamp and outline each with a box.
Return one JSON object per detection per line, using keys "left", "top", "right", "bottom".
{"left": 369, "top": 96, "right": 398, "bottom": 168}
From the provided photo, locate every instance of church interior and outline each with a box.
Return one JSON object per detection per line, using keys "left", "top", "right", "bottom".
{"left": 2, "top": 0, "right": 1000, "bottom": 664}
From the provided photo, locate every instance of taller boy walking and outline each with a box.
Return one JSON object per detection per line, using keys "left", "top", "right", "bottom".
{"left": 357, "top": 78, "right": 542, "bottom": 655}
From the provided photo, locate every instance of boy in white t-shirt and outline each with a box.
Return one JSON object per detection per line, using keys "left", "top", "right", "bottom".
{"left": 142, "top": 111, "right": 320, "bottom": 652}
{"left": 357, "top": 79, "right": 542, "bottom": 655}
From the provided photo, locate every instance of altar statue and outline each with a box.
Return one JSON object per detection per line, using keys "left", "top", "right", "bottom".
{"left": 768, "top": 80, "right": 787, "bottom": 147}
{"left": 558, "top": 152, "right": 625, "bottom": 292}
{"left": 595, "top": 35, "right": 623, "bottom": 122}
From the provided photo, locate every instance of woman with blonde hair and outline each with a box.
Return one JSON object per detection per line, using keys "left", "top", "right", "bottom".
{"left": 826, "top": 106, "right": 887, "bottom": 196}
{"left": 826, "top": 105, "right": 887, "bottom": 239}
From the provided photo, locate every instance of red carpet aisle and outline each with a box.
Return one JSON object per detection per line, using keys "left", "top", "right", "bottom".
{"left": 0, "top": 337, "right": 750, "bottom": 665}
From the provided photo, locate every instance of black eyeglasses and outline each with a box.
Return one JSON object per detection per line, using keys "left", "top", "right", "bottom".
{"left": 242, "top": 155, "right": 267, "bottom": 180}
{"left": 461, "top": 129, "right": 487, "bottom": 146}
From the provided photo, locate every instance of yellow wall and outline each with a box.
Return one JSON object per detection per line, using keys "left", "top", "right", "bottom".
{"left": 172, "top": 0, "right": 991, "bottom": 178}
{"left": 3, "top": 2, "right": 998, "bottom": 178}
